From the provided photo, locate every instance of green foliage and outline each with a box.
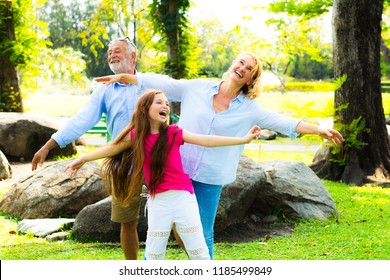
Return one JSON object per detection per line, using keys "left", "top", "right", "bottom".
{"left": 149, "top": 0, "right": 193, "bottom": 78}
{"left": 382, "top": 92, "right": 390, "bottom": 115}
{"left": 330, "top": 115, "right": 370, "bottom": 165}
{"left": 194, "top": 18, "right": 240, "bottom": 78}
{"left": 38, "top": 0, "right": 112, "bottom": 78}
{"left": 381, "top": 60, "right": 390, "bottom": 80}
{"left": 0, "top": 83, "right": 21, "bottom": 112}
{"left": 290, "top": 51, "right": 333, "bottom": 80}
{"left": 333, "top": 73, "right": 347, "bottom": 91}
{"left": 8, "top": 0, "right": 51, "bottom": 86}
{"left": 269, "top": 0, "right": 332, "bottom": 18}
{"left": 78, "top": 0, "right": 129, "bottom": 59}
{"left": 260, "top": 8, "right": 328, "bottom": 92}
{"left": 40, "top": 47, "right": 89, "bottom": 87}
{"left": 0, "top": 0, "right": 51, "bottom": 109}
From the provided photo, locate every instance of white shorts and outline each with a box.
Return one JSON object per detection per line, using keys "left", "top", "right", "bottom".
{"left": 145, "top": 190, "right": 210, "bottom": 260}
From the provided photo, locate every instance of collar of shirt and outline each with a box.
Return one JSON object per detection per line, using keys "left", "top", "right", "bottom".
{"left": 211, "top": 82, "right": 246, "bottom": 105}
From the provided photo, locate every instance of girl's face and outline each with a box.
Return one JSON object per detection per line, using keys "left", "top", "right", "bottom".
{"left": 148, "top": 93, "right": 170, "bottom": 125}
{"left": 228, "top": 55, "right": 256, "bottom": 86}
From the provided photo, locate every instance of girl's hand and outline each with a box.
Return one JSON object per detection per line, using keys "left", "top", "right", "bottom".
{"left": 64, "top": 157, "right": 86, "bottom": 177}
{"left": 245, "top": 125, "right": 261, "bottom": 143}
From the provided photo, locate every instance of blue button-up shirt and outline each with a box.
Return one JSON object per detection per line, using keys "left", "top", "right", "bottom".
{"left": 52, "top": 80, "right": 142, "bottom": 148}
{"left": 138, "top": 73, "right": 301, "bottom": 185}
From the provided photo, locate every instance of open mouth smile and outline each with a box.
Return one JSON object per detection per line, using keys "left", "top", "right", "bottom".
{"left": 110, "top": 58, "right": 120, "bottom": 64}
{"left": 235, "top": 70, "right": 243, "bottom": 78}
{"left": 159, "top": 111, "right": 168, "bottom": 117}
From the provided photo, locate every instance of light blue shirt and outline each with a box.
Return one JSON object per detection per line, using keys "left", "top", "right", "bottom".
{"left": 138, "top": 72, "right": 301, "bottom": 185}
{"left": 52, "top": 80, "right": 142, "bottom": 148}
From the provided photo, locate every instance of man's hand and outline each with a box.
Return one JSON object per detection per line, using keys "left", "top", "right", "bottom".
{"left": 31, "top": 139, "right": 58, "bottom": 171}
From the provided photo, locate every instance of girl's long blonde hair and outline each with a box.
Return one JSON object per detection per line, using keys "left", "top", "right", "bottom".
{"left": 102, "top": 89, "right": 177, "bottom": 205}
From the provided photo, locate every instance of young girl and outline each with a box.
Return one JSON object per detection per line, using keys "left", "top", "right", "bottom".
{"left": 65, "top": 89, "right": 261, "bottom": 260}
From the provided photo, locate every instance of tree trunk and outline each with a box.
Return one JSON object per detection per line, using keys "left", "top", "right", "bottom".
{"left": 310, "top": 0, "right": 390, "bottom": 186}
{"left": 166, "top": 0, "right": 180, "bottom": 120}
{"left": 0, "top": 0, "right": 23, "bottom": 112}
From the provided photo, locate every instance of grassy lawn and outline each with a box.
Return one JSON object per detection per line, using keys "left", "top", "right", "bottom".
{"left": 23, "top": 94, "right": 90, "bottom": 118}
{"left": 1, "top": 149, "right": 389, "bottom": 260}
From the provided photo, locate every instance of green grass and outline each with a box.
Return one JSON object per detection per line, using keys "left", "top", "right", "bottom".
{"left": 243, "top": 149, "right": 315, "bottom": 165}
{"left": 216, "top": 183, "right": 390, "bottom": 260}
{"left": 1, "top": 150, "right": 390, "bottom": 260}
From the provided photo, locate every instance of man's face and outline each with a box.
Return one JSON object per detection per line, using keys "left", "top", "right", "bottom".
{"left": 107, "top": 41, "right": 133, "bottom": 74}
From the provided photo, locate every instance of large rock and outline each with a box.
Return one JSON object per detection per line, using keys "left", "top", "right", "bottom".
{"left": 0, "top": 159, "right": 109, "bottom": 219}
{"left": 73, "top": 196, "right": 149, "bottom": 243}
{"left": 252, "top": 160, "right": 338, "bottom": 219}
{"left": 73, "top": 191, "right": 150, "bottom": 243}
{"left": 0, "top": 150, "right": 12, "bottom": 180}
{"left": 215, "top": 155, "right": 265, "bottom": 232}
{"left": 17, "top": 218, "right": 75, "bottom": 238}
{"left": 72, "top": 197, "right": 121, "bottom": 242}
{"left": 0, "top": 112, "right": 76, "bottom": 160}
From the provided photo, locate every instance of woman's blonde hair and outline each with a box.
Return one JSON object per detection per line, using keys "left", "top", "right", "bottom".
{"left": 222, "top": 52, "right": 263, "bottom": 99}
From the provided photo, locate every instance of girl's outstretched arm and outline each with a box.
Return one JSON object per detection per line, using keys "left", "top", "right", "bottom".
{"left": 64, "top": 138, "right": 131, "bottom": 176}
{"left": 94, "top": 74, "right": 138, "bottom": 86}
{"left": 183, "top": 126, "right": 261, "bottom": 147}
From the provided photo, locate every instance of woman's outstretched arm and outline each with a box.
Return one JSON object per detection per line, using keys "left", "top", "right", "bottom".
{"left": 295, "top": 121, "right": 344, "bottom": 145}
{"left": 94, "top": 74, "right": 138, "bottom": 86}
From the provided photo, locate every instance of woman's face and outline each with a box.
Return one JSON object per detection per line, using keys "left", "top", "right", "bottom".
{"left": 148, "top": 93, "right": 170, "bottom": 125}
{"left": 228, "top": 55, "right": 256, "bottom": 86}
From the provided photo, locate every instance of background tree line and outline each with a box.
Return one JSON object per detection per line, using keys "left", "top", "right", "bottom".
{"left": 1, "top": 0, "right": 345, "bottom": 98}
{"left": 1, "top": 0, "right": 390, "bottom": 185}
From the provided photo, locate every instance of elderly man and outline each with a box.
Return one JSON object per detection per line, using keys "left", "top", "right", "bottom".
{"left": 32, "top": 37, "right": 142, "bottom": 260}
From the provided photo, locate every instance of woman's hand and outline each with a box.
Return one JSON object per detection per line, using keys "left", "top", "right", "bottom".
{"left": 318, "top": 127, "right": 344, "bottom": 145}
{"left": 94, "top": 74, "right": 124, "bottom": 85}
{"left": 94, "top": 74, "right": 138, "bottom": 86}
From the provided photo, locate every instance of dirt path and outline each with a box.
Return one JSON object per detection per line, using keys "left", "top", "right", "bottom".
{"left": 0, "top": 161, "right": 54, "bottom": 188}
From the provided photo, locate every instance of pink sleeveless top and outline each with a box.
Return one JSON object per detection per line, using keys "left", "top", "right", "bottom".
{"left": 141, "top": 125, "right": 194, "bottom": 194}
